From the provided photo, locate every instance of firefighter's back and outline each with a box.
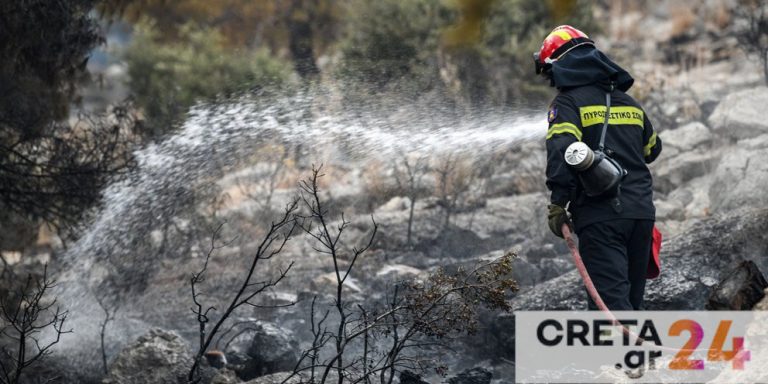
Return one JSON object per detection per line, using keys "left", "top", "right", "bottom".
{"left": 556, "top": 84, "right": 656, "bottom": 229}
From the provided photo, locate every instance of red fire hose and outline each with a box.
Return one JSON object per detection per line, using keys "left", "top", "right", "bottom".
{"left": 561, "top": 224, "right": 676, "bottom": 350}
{"left": 561, "top": 224, "right": 617, "bottom": 318}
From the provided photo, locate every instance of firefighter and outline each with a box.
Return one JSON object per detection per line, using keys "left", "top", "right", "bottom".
{"left": 535, "top": 25, "right": 662, "bottom": 310}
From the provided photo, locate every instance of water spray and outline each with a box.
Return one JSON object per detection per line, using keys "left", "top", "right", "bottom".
{"left": 52, "top": 92, "right": 549, "bottom": 370}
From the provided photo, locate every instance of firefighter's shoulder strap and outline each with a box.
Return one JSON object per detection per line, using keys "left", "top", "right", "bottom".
{"left": 600, "top": 82, "right": 623, "bottom": 214}
{"left": 597, "top": 82, "right": 614, "bottom": 153}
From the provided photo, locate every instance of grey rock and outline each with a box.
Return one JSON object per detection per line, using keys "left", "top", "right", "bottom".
{"left": 667, "top": 186, "right": 695, "bottom": 208}
{"left": 655, "top": 199, "right": 686, "bottom": 221}
{"left": 210, "top": 368, "right": 239, "bottom": 384}
{"left": 511, "top": 270, "right": 586, "bottom": 311}
{"left": 400, "top": 370, "right": 430, "bottom": 384}
{"left": 755, "top": 288, "right": 768, "bottom": 310}
{"left": 243, "top": 372, "right": 303, "bottom": 384}
{"left": 312, "top": 271, "right": 364, "bottom": 295}
{"left": 223, "top": 328, "right": 253, "bottom": 366}
{"left": 205, "top": 350, "right": 227, "bottom": 369}
{"left": 524, "top": 243, "right": 559, "bottom": 263}
{"left": 243, "top": 371, "right": 337, "bottom": 384}
{"left": 369, "top": 193, "right": 548, "bottom": 258}
{"left": 679, "top": 176, "right": 714, "bottom": 219}
{"left": 509, "top": 256, "right": 542, "bottom": 288}
{"left": 375, "top": 196, "right": 411, "bottom": 213}
{"left": 709, "top": 147, "right": 768, "bottom": 212}
{"left": 739, "top": 133, "right": 768, "bottom": 149}
{"left": 706, "top": 260, "right": 768, "bottom": 310}
{"left": 655, "top": 219, "right": 694, "bottom": 240}
{"left": 487, "top": 142, "right": 547, "bottom": 196}
{"left": 447, "top": 367, "right": 492, "bottom": 384}
{"left": 375, "top": 263, "right": 422, "bottom": 278}
{"left": 708, "top": 87, "right": 768, "bottom": 140}
{"left": 653, "top": 150, "right": 721, "bottom": 194}
{"left": 659, "top": 121, "right": 713, "bottom": 157}
{"left": 456, "top": 193, "right": 549, "bottom": 244}
{"left": 103, "top": 329, "right": 192, "bottom": 384}
{"left": 538, "top": 257, "right": 573, "bottom": 281}
{"left": 699, "top": 100, "right": 719, "bottom": 121}
{"left": 416, "top": 225, "right": 491, "bottom": 259}
{"left": 224, "top": 321, "right": 299, "bottom": 381}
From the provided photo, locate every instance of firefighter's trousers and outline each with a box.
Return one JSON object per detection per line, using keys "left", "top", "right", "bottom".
{"left": 576, "top": 219, "right": 654, "bottom": 310}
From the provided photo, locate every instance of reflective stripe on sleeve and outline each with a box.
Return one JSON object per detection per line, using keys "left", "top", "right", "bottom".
{"left": 644, "top": 132, "right": 657, "bottom": 157}
{"left": 546, "top": 122, "right": 582, "bottom": 141}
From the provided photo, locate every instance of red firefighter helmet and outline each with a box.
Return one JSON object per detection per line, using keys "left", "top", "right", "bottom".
{"left": 534, "top": 25, "right": 594, "bottom": 75}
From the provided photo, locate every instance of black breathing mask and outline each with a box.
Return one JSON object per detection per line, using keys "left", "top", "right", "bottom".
{"left": 533, "top": 52, "right": 553, "bottom": 80}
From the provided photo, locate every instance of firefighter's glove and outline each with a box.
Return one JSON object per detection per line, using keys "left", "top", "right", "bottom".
{"left": 547, "top": 204, "right": 571, "bottom": 238}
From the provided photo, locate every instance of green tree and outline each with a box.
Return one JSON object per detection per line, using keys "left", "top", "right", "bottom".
{"left": 0, "top": 0, "right": 138, "bottom": 235}
{"left": 336, "top": 0, "right": 597, "bottom": 106}
{"left": 0, "top": 0, "right": 101, "bottom": 138}
{"left": 103, "top": 0, "right": 343, "bottom": 79}
{"left": 337, "top": 0, "right": 455, "bottom": 97}
{"left": 123, "top": 20, "right": 294, "bottom": 136}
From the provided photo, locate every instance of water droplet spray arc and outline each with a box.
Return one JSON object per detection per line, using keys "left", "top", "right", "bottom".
{"left": 54, "top": 92, "right": 547, "bottom": 372}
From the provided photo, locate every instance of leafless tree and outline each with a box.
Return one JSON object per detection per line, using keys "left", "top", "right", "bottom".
{"left": 433, "top": 154, "right": 475, "bottom": 230}
{"left": 0, "top": 265, "right": 71, "bottom": 384}
{"left": 392, "top": 154, "right": 429, "bottom": 247}
{"left": 279, "top": 166, "right": 517, "bottom": 384}
{"left": 735, "top": 0, "right": 768, "bottom": 84}
{"left": 430, "top": 152, "right": 505, "bottom": 232}
{"left": 462, "top": 153, "right": 503, "bottom": 230}
{"left": 95, "top": 295, "right": 118, "bottom": 375}
{"left": 187, "top": 202, "right": 299, "bottom": 383}
{"left": 296, "top": 165, "right": 378, "bottom": 384}
{"left": 284, "top": 256, "right": 517, "bottom": 384}
{"left": 286, "top": 296, "right": 331, "bottom": 383}
{"left": 236, "top": 143, "right": 292, "bottom": 218}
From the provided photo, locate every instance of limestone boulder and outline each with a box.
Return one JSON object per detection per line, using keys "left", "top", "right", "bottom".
{"left": 708, "top": 87, "right": 768, "bottom": 140}
{"left": 447, "top": 367, "right": 492, "bottom": 384}
{"left": 224, "top": 321, "right": 299, "bottom": 381}
{"left": 706, "top": 260, "right": 768, "bottom": 310}
{"left": 103, "top": 329, "right": 192, "bottom": 384}
{"left": 654, "top": 198, "right": 686, "bottom": 222}
{"left": 709, "top": 147, "right": 768, "bottom": 212}
{"left": 652, "top": 150, "right": 721, "bottom": 194}
{"left": 658, "top": 121, "right": 713, "bottom": 158}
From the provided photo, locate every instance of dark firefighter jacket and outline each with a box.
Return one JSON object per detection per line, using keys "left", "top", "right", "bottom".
{"left": 545, "top": 45, "right": 662, "bottom": 231}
